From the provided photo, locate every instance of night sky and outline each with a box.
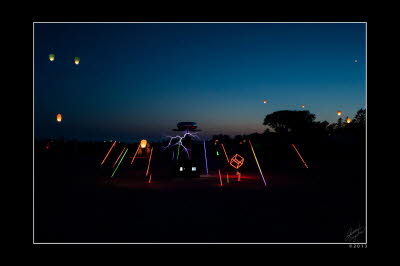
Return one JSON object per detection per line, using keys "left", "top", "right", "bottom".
{"left": 34, "top": 23, "right": 366, "bottom": 142}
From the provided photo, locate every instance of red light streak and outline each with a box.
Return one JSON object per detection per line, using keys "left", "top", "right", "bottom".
{"left": 249, "top": 140, "right": 267, "bottom": 187}
{"left": 237, "top": 171, "right": 241, "bottom": 182}
{"left": 226, "top": 173, "right": 229, "bottom": 183}
{"left": 218, "top": 169, "right": 223, "bottom": 186}
{"left": 131, "top": 144, "right": 141, "bottom": 164}
{"left": 148, "top": 174, "right": 152, "bottom": 183}
{"left": 101, "top": 141, "right": 116, "bottom": 165}
{"left": 291, "top": 144, "right": 309, "bottom": 169}
{"left": 146, "top": 147, "right": 154, "bottom": 177}
{"left": 220, "top": 143, "right": 230, "bottom": 163}
{"left": 113, "top": 147, "right": 126, "bottom": 168}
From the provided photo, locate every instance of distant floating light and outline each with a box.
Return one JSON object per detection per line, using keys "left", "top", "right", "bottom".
{"left": 301, "top": 105, "right": 305, "bottom": 108}
{"left": 337, "top": 111, "right": 342, "bottom": 116}
{"left": 140, "top": 139, "right": 147, "bottom": 149}
{"left": 56, "top": 113, "right": 62, "bottom": 122}
{"left": 354, "top": 59, "right": 358, "bottom": 63}
{"left": 49, "top": 54, "right": 55, "bottom": 62}
{"left": 263, "top": 100, "right": 267, "bottom": 104}
{"left": 346, "top": 117, "right": 351, "bottom": 123}
{"left": 74, "top": 57, "right": 80, "bottom": 65}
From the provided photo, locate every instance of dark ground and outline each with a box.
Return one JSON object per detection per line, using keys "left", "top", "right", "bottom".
{"left": 34, "top": 141, "right": 366, "bottom": 243}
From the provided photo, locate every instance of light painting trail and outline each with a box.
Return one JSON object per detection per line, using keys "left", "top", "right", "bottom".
{"left": 291, "top": 144, "right": 309, "bottom": 169}
{"left": 146, "top": 147, "right": 154, "bottom": 177}
{"left": 101, "top": 141, "right": 116, "bottom": 165}
{"left": 221, "top": 143, "right": 230, "bottom": 164}
{"left": 130, "top": 144, "right": 141, "bottom": 165}
{"left": 230, "top": 154, "right": 244, "bottom": 169}
{"left": 249, "top": 140, "right": 267, "bottom": 187}
{"left": 162, "top": 131, "right": 199, "bottom": 159}
{"left": 113, "top": 147, "right": 126, "bottom": 168}
{"left": 226, "top": 173, "right": 229, "bottom": 183}
{"left": 111, "top": 148, "right": 128, "bottom": 178}
{"left": 237, "top": 171, "right": 241, "bottom": 182}
{"left": 218, "top": 169, "right": 223, "bottom": 186}
{"left": 148, "top": 174, "right": 152, "bottom": 184}
{"left": 203, "top": 140, "right": 209, "bottom": 175}
{"left": 172, "top": 151, "right": 174, "bottom": 160}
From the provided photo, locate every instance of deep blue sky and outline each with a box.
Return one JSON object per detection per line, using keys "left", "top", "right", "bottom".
{"left": 34, "top": 23, "right": 366, "bottom": 142}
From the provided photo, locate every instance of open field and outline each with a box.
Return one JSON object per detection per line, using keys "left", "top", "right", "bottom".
{"left": 34, "top": 142, "right": 365, "bottom": 243}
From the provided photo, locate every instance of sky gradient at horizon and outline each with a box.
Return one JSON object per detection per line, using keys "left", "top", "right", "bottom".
{"left": 34, "top": 23, "right": 366, "bottom": 142}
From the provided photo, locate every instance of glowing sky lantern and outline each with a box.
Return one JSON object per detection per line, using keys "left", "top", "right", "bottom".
{"left": 140, "top": 139, "right": 147, "bottom": 149}
{"left": 263, "top": 100, "right": 267, "bottom": 104}
{"left": 49, "top": 54, "right": 55, "bottom": 62}
{"left": 301, "top": 105, "right": 305, "bottom": 108}
{"left": 74, "top": 57, "right": 80, "bottom": 65}
{"left": 337, "top": 111, "right": 342, "bottom": 116}
{"left": 346, "top": 117, "right": 351, "bottom": 123}
{"left": 56, "top": 114, "right": 62, "bottom": 122}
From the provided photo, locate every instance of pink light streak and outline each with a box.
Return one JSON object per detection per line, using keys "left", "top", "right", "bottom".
{"left": 291, "top": 144, "right": 309, "bottom": 169}
{"left": 220, "top": 143, "right": 230, "bottom": 164}
{"left": 249, "top": 140, "right": 267, "bottom": 187}
{"left": 101, "top": 141, "right": 116, "bottom": 165}
{"left": 113, "top": 147, "right": 126, "bottom": 168}
{"left": 146, "top": 147, "right": 154, "bottom": 177}
{"left": 162, "top": 131, "right": 199, "bottom": 159}
{"left": 131, "top": 144, "right": 141, "bottom": 165}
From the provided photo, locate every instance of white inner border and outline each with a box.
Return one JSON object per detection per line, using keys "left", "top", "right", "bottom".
{"left": 33, "top": 21, "right": 367, "bottom": 245}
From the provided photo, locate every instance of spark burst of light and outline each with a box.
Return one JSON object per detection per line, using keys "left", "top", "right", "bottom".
{"left": 162, "top": 131, "right": 199, "bottom": 159}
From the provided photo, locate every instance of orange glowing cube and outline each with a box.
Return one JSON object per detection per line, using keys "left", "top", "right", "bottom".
{"left": 230, "top": 154, "right": 244, "bottom": 169}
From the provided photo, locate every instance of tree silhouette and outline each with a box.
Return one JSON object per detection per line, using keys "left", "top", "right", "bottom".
{"left": 263, "top": 110, "right": 316, "bottom": 135}
{"left": 352, "top": 108, "right": 366, "bottom": 126}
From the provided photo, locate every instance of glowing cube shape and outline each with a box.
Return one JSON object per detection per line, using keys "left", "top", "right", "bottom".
{"left": 230, "top": 154, "right": 244, "bottom": 169}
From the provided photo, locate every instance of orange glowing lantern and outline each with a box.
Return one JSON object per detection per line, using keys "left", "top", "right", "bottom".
{"left": 140, "top": 139, "right": 147, "bottom": 149}
{"left": 337, "top": 111, "right": 342, "bottom": 116}
{"left": 74, "top": 57, "right": 80, "bottom": 65}
{"left": 56, "top": 114, "right": 62, "bottom": 122}
{"left": 301, "top": 105, "right": 305, "bottom": 108}
{"left": 346, "top": 117, "right": 351, "bottom": 123}
{"left": 263, "top": 100, "right": 267, "bottom": 104}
